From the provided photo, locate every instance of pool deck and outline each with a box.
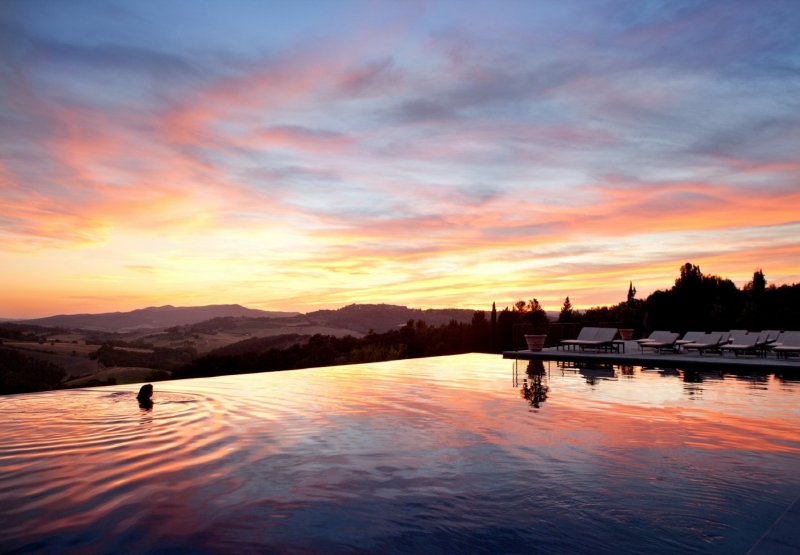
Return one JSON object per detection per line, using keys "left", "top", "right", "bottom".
{"left": 503, "top": 341, "right": 800, "bottom": 372}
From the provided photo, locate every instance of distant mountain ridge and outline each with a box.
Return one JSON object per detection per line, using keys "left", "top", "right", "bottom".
{"left": 304, "top": 303, "right": 477, "bottom": 334}
{"left": 8, "top": 303, "right": 482, "bottom": 334}
{"left": 17, "top": 305, "right": 300, "bottom": 331}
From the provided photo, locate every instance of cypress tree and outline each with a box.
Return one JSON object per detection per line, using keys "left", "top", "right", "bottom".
{"left": 491, "top": 302, "right": 497, "bottom": 351}
{"left": 627, "top": 281, "right": 637, "bottom": 305}
{"left": 558, "top": 297, "right": 574, "bottom": 323}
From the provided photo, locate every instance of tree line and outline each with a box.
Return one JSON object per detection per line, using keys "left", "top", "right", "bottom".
{"left": 0, "top": 348, "right": 66, "bottom": 395}
{"left": 172, "top": 315, "right": 491, "bottom": 380}
{"left": 93, "top": 343, "right": 196, "bottom": 370}
{"left": 495, "top": 263, "right": 800, "bottom": 348}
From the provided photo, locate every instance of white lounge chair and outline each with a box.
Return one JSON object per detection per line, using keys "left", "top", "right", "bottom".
{"left": 576, "top": 328, "right": 619, "bottom": 353}
{"left": 559, "top": 327, "right": 599, "bottom": 351}
{"left": 756, "top": 330, "right": 781, "bottom": 356}
{"left": 683, "top": 333, "right": 724, "bottom": 356}
{"left": 720, "top": 334, "right": 759, "bottom": 357}
{"left": 636, "top": 331, "right": 670, "bottom": 345}
{"left": 771, "top": 331, "right": 800, "bottom": 359}
{"left": 726, "top": 330, "right": 749, "bottom": 345}
{"left": 713, "top": 331, "right": 732, "bottom": 344}
{"left": 675, "top": 331, "right": 703, "bottom": 352}
{"left": 765, "top": 330, "right": 781, "bottom": 342}
{"left": 639, "top": 332, "right": 680, "bottom": 354}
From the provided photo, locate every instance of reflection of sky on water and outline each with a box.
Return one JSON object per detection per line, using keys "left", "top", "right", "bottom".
{"left": 1, "top": 354, "right": 799, "bottom": 554}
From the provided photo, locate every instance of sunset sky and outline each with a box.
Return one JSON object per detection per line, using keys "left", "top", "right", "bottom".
{"left": 1, "top": 1, "right": 799, "bottom": 318}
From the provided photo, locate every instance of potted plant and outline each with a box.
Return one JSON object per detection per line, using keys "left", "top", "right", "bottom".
{"left": 520, "top": 298, "right": 550, "bottom": 351}
{"left": 618, "top": 306, "right": 635, "bottom": 340}
{"left": 524, "top": 334, "right": 547, "bottom": 351}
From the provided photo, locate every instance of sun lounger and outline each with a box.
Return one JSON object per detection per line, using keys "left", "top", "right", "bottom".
{"left": 683, "top": 333, "right": 724, "bottom": 356}
{"left": 726, "top": 330, "right": 749, "bottom": 345}
{"left": 713, "top": 331, "right": 732, "bottom": 344}
{"left": 771, "top": 331, "right": 800, "bottom": 359}
{"left": 757, "top": 330, "right": 781, "bottom": 356}
{"left": 559, "top": 327, "right": 599, "bottom": 351}
{"left": 576, "top": 328, "right": 619, "bottom": 352}
{"left": 752, "top": 330, "right": 774, "bottom": 357}
{"left": 639, "top": 332, "right": 680, "bottom": 354}
{"left": 769, "top": 331, "right": 796, "bottom": 350}
{"left": 674, "top": 331, "right": 703, "bottom": 351}
{"left": 635, "top": 331, "right": 664, "bottom": 343}
{"left": 637, "top": 331, "right": 675, "bottom": 349}
{"left": 676, "top": 331, "right": 703, "bottom": 345}
{"left": 765, "top": 330, "right": 781, "bottom": 343}
{"left": 636, "top": 331, "right": 671, "bottom": 344}
{"left": 720, "top": 334, "right": 759, "bottom": 357}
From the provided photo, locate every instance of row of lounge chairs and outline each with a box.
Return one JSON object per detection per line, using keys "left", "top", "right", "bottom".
{"left": 637, "top": 329, "right": 800, "bottom": 358}
{"left": 552, "top": 328, "right": 800, "bottom": 359}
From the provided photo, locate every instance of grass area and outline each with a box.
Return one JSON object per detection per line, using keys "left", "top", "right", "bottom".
{"left": 65, "top": 367, "right": 167, "bottom": 387}
{"left": 2, "top": 341, "right": 99, "bottom": 356}
{"left": 112, "top": 346, "right": 154, "bottom": 354}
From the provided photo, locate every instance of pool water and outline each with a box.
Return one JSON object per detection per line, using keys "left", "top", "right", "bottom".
{"left": 1, "top": 354, "right": 799, "bottom": 554}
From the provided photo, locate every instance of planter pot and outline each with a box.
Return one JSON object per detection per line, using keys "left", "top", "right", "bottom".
{"left": 619, "top": 329, "right": 634, "bottom": 341}
{"left": 524, "top": 334, "right": 547, "bottom": 352}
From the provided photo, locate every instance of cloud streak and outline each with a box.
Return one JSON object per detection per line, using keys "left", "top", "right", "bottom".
{"left": 1, "top": 0, "right": 799, "bottom": 317}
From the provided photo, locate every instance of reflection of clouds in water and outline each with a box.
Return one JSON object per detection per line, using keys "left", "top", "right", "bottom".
{"left": 1, "top": 355, "right": 800, "bottom": 554}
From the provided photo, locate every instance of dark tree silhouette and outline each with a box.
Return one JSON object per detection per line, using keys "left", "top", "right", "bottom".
{"left": 525, "top": 298, "right": 549, "bottom": 332}
{"left": 747, "top": 269, "right": 766, "bottom": 296}
{"left": 0, "top": 348, "right": 65, "bottom": 395}
{"left": 627, "top": 281, "right": 637, "bottom": 305}
{"left": 491, "top": 302, "right": 497, "bottom": 350}
{"left": 470, "top": 310, "right": 491, "bottom": 352}
{"left": 558, "top": 297, "right": 574, "bottom": 323}
{"left": 647, "top": 263, "right": 745, "bottom": 332}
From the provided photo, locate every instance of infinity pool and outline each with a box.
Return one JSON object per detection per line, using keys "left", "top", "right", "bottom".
{"left": 1, "top": 354, "right": 799, "bottom": 554}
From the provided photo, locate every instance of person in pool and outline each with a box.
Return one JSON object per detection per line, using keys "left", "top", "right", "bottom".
{"left": 137, "top": 384, "right": 154, "bottom": 409}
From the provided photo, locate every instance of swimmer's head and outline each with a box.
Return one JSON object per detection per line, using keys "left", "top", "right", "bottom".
{"left": 137, "top": 383, "right": 153, "bottom": 401}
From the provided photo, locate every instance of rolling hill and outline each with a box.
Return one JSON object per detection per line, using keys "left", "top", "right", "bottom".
{"left": 17, "top": 305, "right": 300, "bottom": 331}
{"left": 304, "top": 303, "right": 478, "bottom": 334}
